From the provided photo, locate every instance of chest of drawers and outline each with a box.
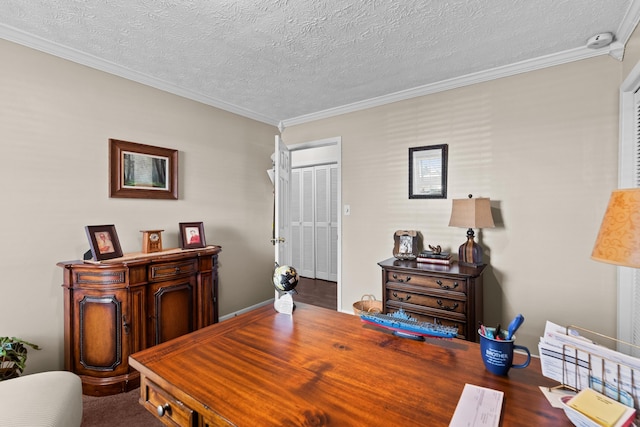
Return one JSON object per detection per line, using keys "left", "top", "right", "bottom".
{"left": 378, "top": 257, "right": 485, "bottom": 342}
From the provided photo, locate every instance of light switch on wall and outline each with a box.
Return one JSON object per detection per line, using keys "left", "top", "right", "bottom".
{"left": 344, "top": 205, "right": 351, "bottom": 216}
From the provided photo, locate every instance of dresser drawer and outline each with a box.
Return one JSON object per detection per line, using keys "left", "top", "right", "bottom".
{"left": 384, "top": 270, "right": 467, "bottom": 293}
{"left": 149, "top": 259, "right": 198, "bottom": 281}
{"left": 141, "top": 377, "right": 195, "bottom": 426}
{"left": 74, "top": 269, "right": 127, "bottom": 285}
{"left": 387, "top": 307, "right": 467, "bottom": 339}
{"left": 386, "top": 289, "right": 466, "bottom": 315}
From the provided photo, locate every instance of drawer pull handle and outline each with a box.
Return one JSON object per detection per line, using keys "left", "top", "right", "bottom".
{"left": 174, "top": 267, "right": 181, "bottom": 273}
{"left": 157, "top": 403, "right": 171, "bottom": 417}
{"left": 392, "top": 292, "right": 411, "bottom": 303}
{"left": 392, "top": 273, "right": 411, "bottom": 283}
{"left": 436, "top": 300, "right": 458, "bottom": 311}
{"left": 436, "top": 280, "right": 458, "bottom": 290}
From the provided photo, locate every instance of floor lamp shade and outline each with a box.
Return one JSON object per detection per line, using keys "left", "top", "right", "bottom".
{"left": 591, "top": 188, "right": 640, "bottom": 268}
{"left": 449, "top": 196, "right": 495, "bottom": 267}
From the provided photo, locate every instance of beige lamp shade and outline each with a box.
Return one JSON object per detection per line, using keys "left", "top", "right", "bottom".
{"left": 591, "top": 188, "right": 640, "bottom": 268}
{"left": 448, "top": 197, "right": 495, "bottom": 229}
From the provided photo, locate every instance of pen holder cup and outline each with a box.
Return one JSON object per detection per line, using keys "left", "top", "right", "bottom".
{"left": 478, "top": 329, "right": 530, "bottom": 376}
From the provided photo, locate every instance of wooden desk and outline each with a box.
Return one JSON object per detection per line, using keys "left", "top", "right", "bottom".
{"left": 129, "top": 303, "right": 571, "bottom": 426}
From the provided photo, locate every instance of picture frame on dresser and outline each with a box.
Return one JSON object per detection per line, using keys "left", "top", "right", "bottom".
{"left": 85, "top": 224, "right": 123, "bottom": 261}
{"left": 109, "top": 139, "right": 178, "bottom": 200}
{"left": 179, "top": 222, "right": 206, "bottom": 249}
{"left": 409, "top": 144, "right": 448, "bottom": 199}
{"left": 392, "top": 230, "right": 419, "bottom": 260}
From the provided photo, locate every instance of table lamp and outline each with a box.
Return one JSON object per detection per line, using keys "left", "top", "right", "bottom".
{"left": 448, "top": 194, "right": 495, "bottom": 267}
{"left": 591, "top": 188, "right": 640, "bottom": 268}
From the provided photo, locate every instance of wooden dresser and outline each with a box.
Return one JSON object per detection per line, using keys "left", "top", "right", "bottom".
{"left": 378, "top": 257, "right": 485, "bottom": 342}
{"left": 58, "top": 246, "right": 221, "bottom": 396}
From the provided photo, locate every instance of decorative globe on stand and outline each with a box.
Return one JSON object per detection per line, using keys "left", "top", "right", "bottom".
{"left": 273, "top": 264, "right": 299, "bottom": 292}
{"left": 273, "top": 263, "right": 298, "bottom": 315}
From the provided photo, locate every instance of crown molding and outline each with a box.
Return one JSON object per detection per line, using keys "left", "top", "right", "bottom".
{"left": 282, "top": 46, "right": 612, "bottom": 127}
{"left": 0, "top": 24, "right": 279, "bottom": 126}
{"left": 0, "top": 20, "right": 628, "bottom": 129}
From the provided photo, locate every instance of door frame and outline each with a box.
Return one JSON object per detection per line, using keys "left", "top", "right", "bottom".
{"left": 287, "top": 136, "right": 342, "bottom": 311}
{"left": 617, "top": 60, "right": 640, "bottom": 349}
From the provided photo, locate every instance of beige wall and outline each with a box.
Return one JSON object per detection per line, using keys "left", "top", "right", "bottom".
{"left": 284, "top": 45, "right": 639, "bottom": 353}
{"left": 0, "top": 39, "right": 278, "bottom": 373}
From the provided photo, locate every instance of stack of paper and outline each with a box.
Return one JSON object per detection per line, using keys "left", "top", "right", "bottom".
{"left": 538, "top": 321, "right": 640, "bottom": 417}
{"left": 567, "top": 388, "right": 635, "bottom": 427}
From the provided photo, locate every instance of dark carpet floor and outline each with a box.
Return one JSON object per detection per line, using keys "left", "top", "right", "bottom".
{"left": 81, "top": 389, "right": 162, "bottom": 427}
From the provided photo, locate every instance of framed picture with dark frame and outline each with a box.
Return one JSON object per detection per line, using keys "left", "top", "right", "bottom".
{"left": 85, "top": 224, "right": 123, "bottom": 261}
{"left": 109, "top": 139, "right": 178, "bottom": 200}
{"left": 179, "top": 222, "right": 206, "bottom": 249}
{"left": 409, "top": 144, "right": 448, "bottom": 199}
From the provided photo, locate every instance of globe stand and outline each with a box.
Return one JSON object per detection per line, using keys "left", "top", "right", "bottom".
{"left": 274, "top": 290, "right": 296, "bottom": 315}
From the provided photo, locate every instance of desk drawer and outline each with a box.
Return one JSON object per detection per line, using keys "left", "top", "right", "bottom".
{"left": 149, "top": 259, "right": 197, "bottom": 281}
{"left": 386, "top": 289, "right": 466, "bottom": 315}
{"left": 141, "top": 377, "right": 195, "bottom": 427}
{"left": 385, "top": 271, "right": 467, "bottom": 293}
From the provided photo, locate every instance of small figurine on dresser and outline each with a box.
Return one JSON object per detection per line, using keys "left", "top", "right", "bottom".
{"left": 416, "top": 244, "right": 452, "bottom": 266}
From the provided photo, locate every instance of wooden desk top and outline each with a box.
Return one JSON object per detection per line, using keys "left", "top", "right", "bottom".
{"left": 129, "top": 303, "right": 571, "bottom": 426}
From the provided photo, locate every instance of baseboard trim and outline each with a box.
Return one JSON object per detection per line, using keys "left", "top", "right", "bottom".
{"left": 219, "top": 299, "right": 274, "bottom": 322}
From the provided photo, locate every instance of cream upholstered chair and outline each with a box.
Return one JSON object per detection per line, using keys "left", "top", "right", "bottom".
{"left": 0, "top": 371, "right": 82, "bottom": 426}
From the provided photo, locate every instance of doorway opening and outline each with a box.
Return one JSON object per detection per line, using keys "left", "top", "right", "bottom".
{"left": 287, "top": 137, "right": 341, "bottom": 311}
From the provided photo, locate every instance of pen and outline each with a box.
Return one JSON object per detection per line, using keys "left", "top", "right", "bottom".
{"left": 495, "top": 323, "right": 503, "bottom": 340}
{"left": 480, "top": 324, "right": 487, "bottom": 336}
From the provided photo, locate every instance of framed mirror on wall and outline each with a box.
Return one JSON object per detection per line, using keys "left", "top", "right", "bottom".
{"left": 409, "top": 144, "right": 448, "bottom": 199}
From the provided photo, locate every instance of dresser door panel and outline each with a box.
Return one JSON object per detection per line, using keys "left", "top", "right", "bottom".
{"left": 149, "top": 277, "right": 196, "bottom": 346}
{"left": 75, "top": 291, "right": 129, "bottom": 375}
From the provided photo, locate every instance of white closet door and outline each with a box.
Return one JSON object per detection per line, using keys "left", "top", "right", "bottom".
{"left": 290, "top": 169, "right": 302, "bottom": 273}
{"left": 301, "top": 168, "right": 315, "bottom": 277}
{"left": 290, "top": 164, "right": 338, "bottom": 280}
{"left": 315, "top": 166, "right": 330, "bottom": 280}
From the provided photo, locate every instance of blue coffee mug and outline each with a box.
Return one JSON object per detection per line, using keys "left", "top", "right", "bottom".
{"left": 478, "top": 329, "right": 530, "bottom": 375}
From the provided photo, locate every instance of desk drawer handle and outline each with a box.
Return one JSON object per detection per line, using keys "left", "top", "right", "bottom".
{"left": 174, "top": 267, "right": 181, "bottom": 273}
{"left": 436, "top": 280, "right": 458, "bottom": 290}
{"left": 157, "top": 403, "right": 171, "bottom": 417}
{"left": 436, "top": 300, "right": 458, "bottom": 311}
{"left": 392, "top": 273, "right": 411, "bottom": 283}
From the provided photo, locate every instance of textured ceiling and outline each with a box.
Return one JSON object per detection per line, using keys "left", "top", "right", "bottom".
{"left": 0, "top": 1, "right": 638, "bottom": 126}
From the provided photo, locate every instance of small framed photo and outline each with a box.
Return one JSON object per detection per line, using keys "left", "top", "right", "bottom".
{"left": 179, "top": 222, "right": 206, "bottom": 249}
{"left": 85, "top": 225, "right": 123, "bottom": 261}
{"left": 393, "top": 230, "right": 419, "bottom": 260}
{"left": 409, "top": 144, "right": 448, "bottom": 199}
